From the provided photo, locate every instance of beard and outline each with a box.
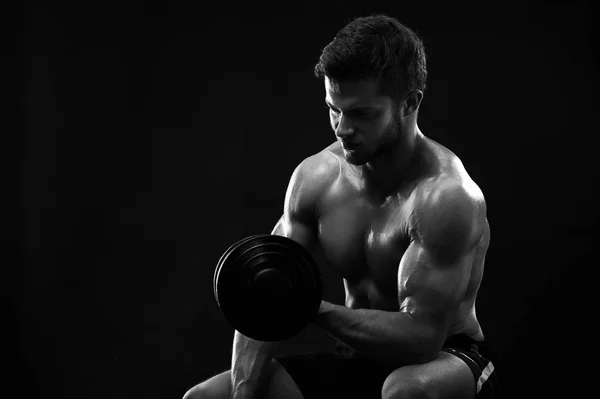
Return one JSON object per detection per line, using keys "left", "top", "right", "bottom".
{"left": 343, "top": 116, "right": 402, "bottom": 166}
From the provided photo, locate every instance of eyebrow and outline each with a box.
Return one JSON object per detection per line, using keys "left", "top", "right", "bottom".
{"left": 325, "top": 100, "right": 378, "bottom": 113}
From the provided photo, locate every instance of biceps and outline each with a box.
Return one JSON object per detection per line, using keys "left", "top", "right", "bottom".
{"left": 398, "top": 241, "right": 474, "bottom": 324}
{"left": 272, "top": 214, "right": 318, "bottom": 252}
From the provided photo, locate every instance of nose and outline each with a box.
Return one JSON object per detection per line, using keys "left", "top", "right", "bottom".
{"left": 334, "top": 114, "right": 355, "bottom": 139}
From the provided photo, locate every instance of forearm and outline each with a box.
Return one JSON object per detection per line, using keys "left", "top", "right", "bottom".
{"left": 231, "top": 331, "right": 280, "bottom": 398}
{"left": 314, "top": 301, "right": 437, "bottom": 365}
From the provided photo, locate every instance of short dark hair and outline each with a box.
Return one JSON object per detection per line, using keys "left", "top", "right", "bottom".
{"left": 314, "top": 15, "right": 427, "bottom": 102}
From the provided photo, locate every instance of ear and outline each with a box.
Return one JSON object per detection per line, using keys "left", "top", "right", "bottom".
{"left": 402, "top": 90, "right": 424, "bottom": 117}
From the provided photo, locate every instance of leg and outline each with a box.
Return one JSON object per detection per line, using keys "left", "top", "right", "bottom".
{"left": 262, "top": 359, "right": 305, "bottom": 399}
{"left": 182, "top": 369, "right": 230, "bottom": 399}
{"left": 381, "top": 351, "right": 475, "bottom": 399}
{"left": 182, "top": 359, "right": 305, "bottom": 399}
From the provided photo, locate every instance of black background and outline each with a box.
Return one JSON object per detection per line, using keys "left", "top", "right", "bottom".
{"left": 12, "top": 1, "right": 597, "bottom": 398}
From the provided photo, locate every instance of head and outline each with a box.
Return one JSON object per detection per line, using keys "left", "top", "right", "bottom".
{"left": 314, "top": 15, "right": 427, "bottom": 165}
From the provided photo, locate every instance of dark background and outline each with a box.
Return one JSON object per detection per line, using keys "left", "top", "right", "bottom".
{"left": 12, "top": 1, "right": 597, "bottom": 398}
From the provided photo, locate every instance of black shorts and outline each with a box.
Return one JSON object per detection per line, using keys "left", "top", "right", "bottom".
{"left": 275, "top": 334, "right": 499, "bottom": 398}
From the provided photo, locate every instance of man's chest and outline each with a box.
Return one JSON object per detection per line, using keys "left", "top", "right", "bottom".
{"left": 316, "top": 194, "right": 412, "bottom": 287}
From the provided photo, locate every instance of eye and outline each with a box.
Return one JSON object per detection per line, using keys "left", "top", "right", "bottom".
{"left": 353, "top": 108, "right": 375, "bottom": 117}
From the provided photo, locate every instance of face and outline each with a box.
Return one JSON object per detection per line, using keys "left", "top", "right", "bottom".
{"left": 324, "top": 77, "right": 402, "bottom": 165}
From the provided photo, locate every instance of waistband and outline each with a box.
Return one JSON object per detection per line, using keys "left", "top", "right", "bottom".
{"left": 443, "top": 334, "right": 484, "bottom": 352}
{"left": 334, "top": 333, "right": 485, "bottom": 358}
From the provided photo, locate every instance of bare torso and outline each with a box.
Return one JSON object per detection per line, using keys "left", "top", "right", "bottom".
{"left": 312, "top": 137, "right": 487, "bottom": 342}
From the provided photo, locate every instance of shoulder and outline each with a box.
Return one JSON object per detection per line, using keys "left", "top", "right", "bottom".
{"left": 288, "top": 143, "right": 340, "bottom": 193}
{"left": 284, "top": 143, "right": 340, "bottom": 217}
{"left": 410, "top": 155, "right": 487, "bottom": 260}
{"left": 414, "top": 176, "right": 486, "bottom": 226}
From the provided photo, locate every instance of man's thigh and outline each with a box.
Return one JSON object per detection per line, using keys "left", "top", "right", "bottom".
{"left": 182, "top": 360, "right": 304, "bottom": 399}
{"left": 182, "top": 369, "right": 231, "bottom": 399}
{"left": 262, "top": 359, "right": 305, "bottom": 399}
{"left": 383, "top": 351, "right": 475, "bottom": 399}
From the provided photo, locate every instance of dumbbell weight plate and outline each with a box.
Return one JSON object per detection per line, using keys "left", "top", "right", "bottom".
{"left": 214, "top": 234, "right": 323, "bottom": 341}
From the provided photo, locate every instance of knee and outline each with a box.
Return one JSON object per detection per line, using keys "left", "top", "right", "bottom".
{"left": 182, "top": 385, "right": 206, "bottom": 399}
{"left": 182, "top": 387, "right": 198, "bottom": 399}
{"left": 182, "top": 381, "right": 222, "bottom": 399}
{"left": 182, "top": 369, "right": 231, "bottom": 399}
{"left": 381, "top": 371, "right": 434, "bottom": 399}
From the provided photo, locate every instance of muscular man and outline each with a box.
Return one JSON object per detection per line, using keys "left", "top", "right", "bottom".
{"left": 184, "top": 14, "right": 498, "bottom": 399}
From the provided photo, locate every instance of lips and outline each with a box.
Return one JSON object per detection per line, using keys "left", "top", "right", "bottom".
{"left": 341, "top": 141, "right": 359, "bottom": 150}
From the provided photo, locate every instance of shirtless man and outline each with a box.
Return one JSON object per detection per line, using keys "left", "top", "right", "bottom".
{"left": 184, "top": 14, "right": 498, "bottom": 399}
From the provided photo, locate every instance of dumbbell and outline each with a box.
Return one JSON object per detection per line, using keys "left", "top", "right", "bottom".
{"left": 213, "top": 234, "right": 323, "bottom": 341}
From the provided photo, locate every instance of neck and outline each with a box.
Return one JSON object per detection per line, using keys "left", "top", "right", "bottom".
{"left": 353, "top": 125, "right": 423, "bottom": 195}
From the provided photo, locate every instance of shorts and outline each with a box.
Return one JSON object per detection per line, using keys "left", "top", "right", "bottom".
{"left": 275, "top": 333, "right": 499, "bottom": 398}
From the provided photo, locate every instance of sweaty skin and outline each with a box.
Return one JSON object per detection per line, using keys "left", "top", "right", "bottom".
{"left": 222, "top": 77, "right": 491, "bottom": 399}
{"left": 273, "top": 135, "right": 489, "bottom": 361}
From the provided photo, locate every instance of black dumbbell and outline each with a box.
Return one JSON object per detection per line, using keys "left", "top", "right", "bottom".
{"left": 214, "top": 234, "right": 323, "bottom": 341}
